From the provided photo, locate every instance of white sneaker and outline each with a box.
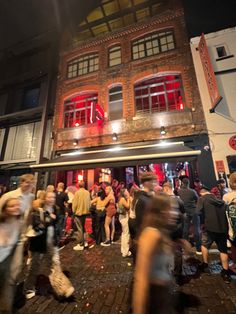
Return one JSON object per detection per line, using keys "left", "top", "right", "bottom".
{"left": 122, "top": 251, "right": 132, "bottom": 258}
{"left": 25, "top": 290, "right": 36, "bottom": 300}
{"left": 73, "top": 244, "right": 84, "bottom": 251}
{"left": 26, "top": 257, "right": 32, "bottom": 266}
{"left": 84, "top": 242, "right": 89, "bottom": 248}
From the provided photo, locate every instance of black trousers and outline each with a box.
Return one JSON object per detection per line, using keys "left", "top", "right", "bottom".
{"left": 94, "top": 210, "right": 106, "bottom": 245}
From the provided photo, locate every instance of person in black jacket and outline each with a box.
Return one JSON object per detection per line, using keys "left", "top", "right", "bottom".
{"left": 197, "top": 188, "right": 231, "bottom": 284}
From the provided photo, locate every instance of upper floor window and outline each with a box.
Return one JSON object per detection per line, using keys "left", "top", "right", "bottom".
{"left": 21, "top": 85, "right": 40, "bottom": 110}
{"left": 109, "top": 45, "right": 121, "bottom": 67}
{"left": 64, "top": 92, "right": 98, "bottom": 128}
{"left": 132, "top": 30, "right": 175, "bottom": 60}
{"left": 134, "top": 74, "right": 184, "bottom": 115}
{"left": 109, "top": 85, "right": 123, "bottom": 120}
{"left": 67, "top": 53, "right": 99, "bottom": 79}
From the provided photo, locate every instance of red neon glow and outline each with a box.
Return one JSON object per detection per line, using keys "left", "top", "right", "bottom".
{"left": 75, "top": 122, "right": 80, "bottom": 127}
{"left": 78, "top": 174, "right": 83, "bottom": 181}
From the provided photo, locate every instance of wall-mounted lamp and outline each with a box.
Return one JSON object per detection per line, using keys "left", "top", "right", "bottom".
{"left": 73, "top": 139, "right": 78, "bottom": 146}
{"left": 112, "top": 133, "right": 118, "bottom": 141}
{"left": 160, "top": 126, "right": 166, "bottom": 136}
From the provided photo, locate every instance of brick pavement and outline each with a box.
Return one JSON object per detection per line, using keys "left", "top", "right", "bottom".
{"left": 16, "top": 240, "right": 236, "bottom": 314}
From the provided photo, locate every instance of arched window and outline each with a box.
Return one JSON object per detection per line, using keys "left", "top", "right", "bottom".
{"left": 132, "top": 30, "right": 175, "bottom": 60}
{"left": 134, "top": 74, "right": 184, "bottom": 115}
{"left": 108, "top": 45, "right": 121, "bottom": 67}
{"left": 109, "top": 85, "right": 123, "bottom": 120}
{"left": 64, "top": 92, "right": 98, "bottom": 128}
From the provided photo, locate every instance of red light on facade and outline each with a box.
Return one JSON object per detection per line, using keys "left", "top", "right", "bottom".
{"left": 180, "top": 103, "right": 184, "bottom": 110}
{"left": 75, "top": 122, "right": 80, "bottom": 127}
{"left": 78, "top": 174, "right": 83, "bottom": 181}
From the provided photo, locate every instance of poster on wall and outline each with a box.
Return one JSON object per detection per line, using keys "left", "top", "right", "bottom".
{"left": 215, "top": 160, "right": 227, "bottom": 182}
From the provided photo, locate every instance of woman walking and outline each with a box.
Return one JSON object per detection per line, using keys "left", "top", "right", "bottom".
{"left": 133, "top": 194, "right": 174, "bottom": 314}
{"left": 117, "top": 189, "right": 131, "bottom": 257}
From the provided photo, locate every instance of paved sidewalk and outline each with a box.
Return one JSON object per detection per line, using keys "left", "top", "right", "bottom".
{"left": 16, "top": 241, "right": 236, "bottom": 314}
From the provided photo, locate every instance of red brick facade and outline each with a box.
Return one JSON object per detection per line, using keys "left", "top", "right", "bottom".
{"left": 53, "top": 5, "right": 205, "bottom": 152}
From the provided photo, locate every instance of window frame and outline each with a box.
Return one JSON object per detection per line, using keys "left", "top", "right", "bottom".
{"left": 131, "top": 29, "right": 176, "bottom": 61}
{"left": 108, "top": 45, "right": 122, "bottom": 67}
{"left": 67, "top": 53, "right": 99, "bottom": 79}
{"left": 134, "top": 74, "right": 184, "bottom": 115}
{"left": 63, "top": 92, "right": 98, "bottom": 128}
{"left": 108, "top": 85, "right": 123, "bottom": 120}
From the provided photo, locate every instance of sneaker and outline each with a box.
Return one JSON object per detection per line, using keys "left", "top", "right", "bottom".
{"left": 25, "top": 290, "right": 36, "bottom": 300}
{"left": 196, "top": 250, "right": 202, "bottom": 256}
{"left": 84, "top": 242, "right": 89, "bottom": 248}
{"left": 199, "top": 262, "right": 210, "bottom": 274}
{"left": 89, "top": 244, "right": 95, "bottom": 249}
{"left": 26, "top": 257, "right": 32, "bottom": 266}
{"left": 101, "top": 240, "right": 111, "bottom": 247}
{"left": 73, "top": 244, "right": 84, "bottom": 251}
{"left": 122, "top": 251, "right": 132, "bottom": 258}
{"left": 221, "top": 269, "right": 231, "bottom": 284}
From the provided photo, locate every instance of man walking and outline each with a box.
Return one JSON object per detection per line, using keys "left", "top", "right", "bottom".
{"left": 197, "top": 188, "right": 231, "bottom": 283}
{"left": 72, "top": 181, "right": 91, "bottom": 251}
{"left": 178, "top": 178, "right": 201, "bottom": 254}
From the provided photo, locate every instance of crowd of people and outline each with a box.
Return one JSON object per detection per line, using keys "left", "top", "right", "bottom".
{"left": 1, "top": 171, "right": 236, "bottom": 313}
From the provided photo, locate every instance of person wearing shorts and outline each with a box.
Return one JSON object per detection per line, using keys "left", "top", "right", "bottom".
{"left": 197, "top": 188, "right": 231, "bottom": 283}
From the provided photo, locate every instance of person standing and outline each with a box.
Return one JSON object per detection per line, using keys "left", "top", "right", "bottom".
{"left": 72, "top": 181, "right": 91, "bottom": 251}
{"left": 66, "top": 180, "right": 78, "bottom": 204}
{"left": 223, "top": 172, "right": 236, "bottom": 272}
{"left": 0, "top": 198, "right": 21, "bottom": 313}
{"left": 55, "top": 182, "right": 68, "bottom": 244}
{"left": 178, "top": 177, "right": 201, "bottom": 254}
{"left": 101, "top": 186, "right": 116, "bottom": 246}
{"left": 211, "top": 178, "right": 227, "bottom": 199}
{"left": 117, "top": 189, "right": 131, "bottom": 258}
{"left": 197, "top": 188, "right": 231, "bottom": 283}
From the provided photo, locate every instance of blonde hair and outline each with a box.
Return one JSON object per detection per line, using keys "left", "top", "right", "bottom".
{"left": 229, "top": 172, "right": 236, "bottom": 190}
{"left": 46, "top": 185, "right": 55, "bottom": 192}
{"left": 19, "top": 174, "right": 34, "bottom": 183}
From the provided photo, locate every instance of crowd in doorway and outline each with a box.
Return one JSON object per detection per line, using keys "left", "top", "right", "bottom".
{"left": 1, "top": 172, "right": 236, "bottom": 313}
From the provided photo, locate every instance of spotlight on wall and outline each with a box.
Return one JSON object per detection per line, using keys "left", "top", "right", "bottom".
{"left": 160, "top": 126, "right": 166, "bottom": 136}
{"left": 112, "top": 133, "right": 118, "bottom": 141}
{"left": 73, "top": 139, "right": 78, "bottom": 146}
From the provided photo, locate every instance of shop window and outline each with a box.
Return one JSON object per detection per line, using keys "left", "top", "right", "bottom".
{"left": 21, "top": 85, "right": 40, "bottom": 110}
{"left": 64, "top": 92, "right": 98, "bottom": 128}
{"left": 132, "top": 30, "right": 175, "bottom": 60}
{"left": 67, "top": 53, "right": 99, "bottom": 79}
{"left": 109, "top": 85, "right": 123, "bottom": 120}
{"left": 134, "top": 74, "right": 184, "bottom": 115}
{"left": 108, "top": 45, "right": 121, "bottom": 67}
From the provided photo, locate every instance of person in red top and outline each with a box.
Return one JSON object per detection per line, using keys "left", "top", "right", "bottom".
{"left": 211, "top": 179, "right": 227, "bottom": 199}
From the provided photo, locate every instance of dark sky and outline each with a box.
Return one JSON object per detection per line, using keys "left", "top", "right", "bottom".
{"left": 0, "top": 0, "right": 235, "bottom": 50}
{"left": 183, "top": 0, "right": 236, "bottom": 38}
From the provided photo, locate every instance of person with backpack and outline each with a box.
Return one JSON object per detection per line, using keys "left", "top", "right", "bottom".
{"left": 197, "top": 187, "right": 231, "bottom": 283}
{"left": 223, "top": 172, "right": 236, "bottom": 273}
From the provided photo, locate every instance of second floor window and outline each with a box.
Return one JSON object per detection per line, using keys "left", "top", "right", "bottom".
{"left": 109, "top": 45, "right": 121, "bottom": 67}
{"left": 109, "top": 85, "right": 123, "bottom": 120}
{"left": 67, "top": 53, "right": 99, "bottom": 79}
{"left": 134, "top": 74, "right": 184, "bottom": 115}
{"left": 64, "top": 92, "right": 98, "bottom": 128}
{"left": 21, "top": 85, "right": 40, "bottom": 110}
{"left": 132, "top": 30, "right": 175, "bottom": 60}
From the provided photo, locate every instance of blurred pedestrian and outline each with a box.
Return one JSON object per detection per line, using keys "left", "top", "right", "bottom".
{"left": 55, "top": 182, "right": 68, "bottom": 244}
{"left": 0, "top": 198, "right": 21, "bottom": 313}
{"left": 133, "top": 194, "right": 174, "bottom": 314}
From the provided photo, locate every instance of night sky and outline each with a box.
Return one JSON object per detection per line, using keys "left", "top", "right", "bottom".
{"left": 0, "top": 0, "right": 235, "bottom": 50}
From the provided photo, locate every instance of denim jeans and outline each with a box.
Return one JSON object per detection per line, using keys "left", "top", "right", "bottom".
{"left": 74, "top": 215, "right": 87, "bottom": 246}
{"left": 183, "top": 213, "right": 201, "bottom": 251}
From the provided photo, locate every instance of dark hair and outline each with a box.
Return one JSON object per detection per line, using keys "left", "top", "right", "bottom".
{"left": 140, "top": 172, "right": 157, "bottom": 184}
{"left": 142, "top": 194, "right": 171, "bottom": 231}
{"left": 98, "top": 189, "right": 106, "bottom": 200}
{"left": 217, "top": 178, "right": 225, "bottom": 185}
{"left": 78, "top": 181, "right": 85, "bottom": 188}
{"left": 182, "top": 178, "right": 190, "bottom": 186}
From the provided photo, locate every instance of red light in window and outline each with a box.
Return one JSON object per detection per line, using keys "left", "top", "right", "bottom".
{"left": 75, "top": 122, "right": 80, "bottom": 127}
{"left": 78, "top": 174, "right": 83, "bottom": 181}
{"left": 178, "top": 96, "right": 184, "bottom": 110}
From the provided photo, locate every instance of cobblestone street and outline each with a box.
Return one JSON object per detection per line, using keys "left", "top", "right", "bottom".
{"left": 16, "top": 240, "right": 236, "bottom": 314}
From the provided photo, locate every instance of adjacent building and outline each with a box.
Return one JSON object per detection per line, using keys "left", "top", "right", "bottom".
{"left": 190, "top": 27, "right": 236, "bottom": 181}
{"left": 32, "top": 0, "right": 215, "bottom": 188}
{"left": 0, "top": 32, "right": 58, "bottom": 189}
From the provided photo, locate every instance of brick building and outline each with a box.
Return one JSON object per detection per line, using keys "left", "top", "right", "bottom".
{"left": 33, "top": 0, "right": 216, "bottom": 188}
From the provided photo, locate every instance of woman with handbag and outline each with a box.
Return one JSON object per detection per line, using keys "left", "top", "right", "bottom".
{"left": 0, "top": 198, "right": 21, "bottom": 314}
{"left": 24, "top": 192, "right": 74, "bottom": 300}
{"left": 117, "top": 189, "right": 132, "bottom": 257}
{"left": 91, "top": 189, "right": 107, "bottom": 245}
